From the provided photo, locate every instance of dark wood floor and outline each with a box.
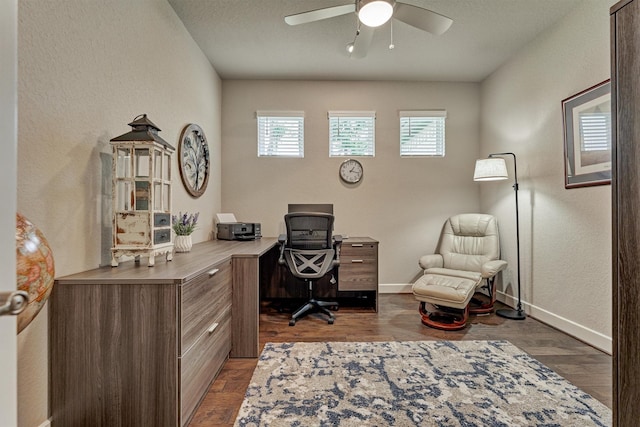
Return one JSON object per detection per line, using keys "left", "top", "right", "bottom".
{"left": 188, "top": 293, "right": 612, "bottom": 426}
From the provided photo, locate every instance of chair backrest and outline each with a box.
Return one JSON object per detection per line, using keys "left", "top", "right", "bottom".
{"left": 439, "top": 213, "right": 501, "bottom": 272}
{"left": 284, "top": 212, "right": 334, "bottom": 250}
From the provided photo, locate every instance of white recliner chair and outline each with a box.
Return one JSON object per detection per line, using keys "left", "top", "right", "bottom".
{"left": 412, "top": 213, "right": 507, "bottom": 330}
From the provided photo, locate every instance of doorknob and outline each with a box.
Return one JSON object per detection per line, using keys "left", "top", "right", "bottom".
{"left": 0, "top": 291, "right": 29, "bottom": 316}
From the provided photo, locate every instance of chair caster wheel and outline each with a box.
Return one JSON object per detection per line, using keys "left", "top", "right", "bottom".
{"left": 328, "top": 318, "right": 334, "bottom": 325}
{"left": 289, "top": 319, "right": 296, "bottom": 326}
{"left": 332, "top": 305, "right": 339, "bottom": 311}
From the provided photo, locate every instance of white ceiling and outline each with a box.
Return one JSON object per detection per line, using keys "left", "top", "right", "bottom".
{"left": 168, "top": 0, "right": 584, "bottom": 82}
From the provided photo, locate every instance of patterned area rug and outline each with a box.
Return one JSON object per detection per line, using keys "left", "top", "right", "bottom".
{"left": 234, "top": 340, "right": 611, "bottom": 427}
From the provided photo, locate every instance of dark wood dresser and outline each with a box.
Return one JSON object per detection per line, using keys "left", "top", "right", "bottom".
{"left": 611, "top": 0, "right": 640, "bottom": 425}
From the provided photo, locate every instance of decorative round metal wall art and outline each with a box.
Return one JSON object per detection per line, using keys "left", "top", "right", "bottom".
{"left": 178, "top": 124, "right": 210, "bottom": 198}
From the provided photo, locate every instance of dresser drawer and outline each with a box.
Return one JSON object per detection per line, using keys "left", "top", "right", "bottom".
{"left": 154, "top": 228, "right": 171, "bottom": 244}
{"left": 180, "top": 259, "right": 232, "bottom": 355}
{"left": 180, "top": 307, "right": 231, "bottom": 427}
{"left": 339, "top": 259, "right": 378, "bottom": 291}
{"left": 154, "top": 213, "right": 171, "bottom": 227}
{"left": 340, "top": 242, "right": 377, "bottom": 259}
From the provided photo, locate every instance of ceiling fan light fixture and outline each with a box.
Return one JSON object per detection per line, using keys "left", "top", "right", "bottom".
{"left": 358, "top": 0, "right": 393, "bottom": 27}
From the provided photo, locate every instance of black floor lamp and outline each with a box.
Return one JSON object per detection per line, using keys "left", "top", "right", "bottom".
{"left": 473, "top": 152, "right": 525, "bottom": 320}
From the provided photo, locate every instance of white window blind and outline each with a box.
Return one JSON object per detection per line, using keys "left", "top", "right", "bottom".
{"left": 579, "top": 112, "right": 611, "bottom": 151}
{"left": 328, "top": 111, "right": 375, "bottom": 157}
{"left": 399, "top": 110, "right": 447, "bottom": 157}
{"left": 257, "top": 111, "right": 304, "bottom": 157}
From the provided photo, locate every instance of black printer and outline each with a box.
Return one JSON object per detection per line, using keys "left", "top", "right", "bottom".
{"left": 216, "top": 222, "right": 262, "bottom": 241}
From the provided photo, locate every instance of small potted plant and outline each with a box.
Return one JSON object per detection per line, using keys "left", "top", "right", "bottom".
{"left": 172, "top": 211, "right": 199, "bottom": 253}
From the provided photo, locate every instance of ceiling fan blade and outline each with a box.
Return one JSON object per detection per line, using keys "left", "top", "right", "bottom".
{"left": 394, "top": 2, "right": 453, "bottom": 36}
{"left": 285, "top": 4, "right": 355, "bottom": 26}
{"left": 350, "top": 25, "right": 375, "bottom": 59}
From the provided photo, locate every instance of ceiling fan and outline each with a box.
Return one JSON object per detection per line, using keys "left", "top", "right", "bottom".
{"left": 284, "top": 0, "right": 453, "bottom": 59}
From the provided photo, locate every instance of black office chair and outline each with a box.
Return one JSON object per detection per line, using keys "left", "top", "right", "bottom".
{"left": 278, "top": 212, "right": 342, "bottom": 326}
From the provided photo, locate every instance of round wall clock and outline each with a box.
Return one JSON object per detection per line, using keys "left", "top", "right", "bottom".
{"left": 178, "top": 123, "right": 210, "bottom": 198}
{"left": 339, "top": 158, "right": 363, "bottom": 184}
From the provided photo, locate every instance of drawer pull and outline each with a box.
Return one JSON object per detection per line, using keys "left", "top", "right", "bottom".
{"left": 351, "top": 259, "right": 364, "bottom": 263}
{"left": 351, "top": 244, "right": 363, "bottom": 247}
{"left": 207, "top": 322, "right": 219, "bottom": 334}
{"left": 208, "top": 268, "right": 219, "bottom": 277}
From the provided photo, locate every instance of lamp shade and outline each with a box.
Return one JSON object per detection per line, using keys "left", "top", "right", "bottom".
{"left": 473, "top": 158, "right": 508, "bottom": 181}
{"left": 359, "top": 0, "right": 393, "bottom": 27}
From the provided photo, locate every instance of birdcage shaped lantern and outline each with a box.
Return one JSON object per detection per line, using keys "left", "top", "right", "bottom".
{"left": 109, "top": 114, "right": 174, "bottom": 266}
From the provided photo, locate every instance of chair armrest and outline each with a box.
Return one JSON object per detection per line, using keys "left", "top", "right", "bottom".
{"left": 277, "top": 234, "right": 286, "bottom": 265}
{"left": 481, "top": 260, "right": 508, "bottom": 278}
{"left": 418, "top": 254, "right": 443, "bottom": 270}
{"left": 332, "top": 235, "right": 343, "bottom": 266}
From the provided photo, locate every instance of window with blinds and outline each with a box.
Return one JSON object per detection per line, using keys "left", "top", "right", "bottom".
{"left": 328, "top": 111, "right": 375, "bottom": 157}
{"left": 579, "top": 111, "right": 611, "bottom": 152}
{"left": 257, "top": 111, "right": 304, "bottom": 157}
{"left": 399, "top": 111, "right": 447, "bottom": 157}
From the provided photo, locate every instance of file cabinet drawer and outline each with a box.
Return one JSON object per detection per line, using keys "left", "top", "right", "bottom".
{"left": 180, "top": 307, "right": 231, "bottom": 426}
{"left": 338, "top": 238, "right": 379, "bottom": 293}
{"left": 180, "top": 259, "right": 232, "bottom": 355}
{"left": 339, "top": 259, "right": 378, "bottom": 291}
{"left": 340, "top": 243, "right": 377, "bottom": 259}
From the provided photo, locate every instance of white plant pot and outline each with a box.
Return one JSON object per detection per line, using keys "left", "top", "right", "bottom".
{"left": 174, "top": 235, "right": 193, "bottom": 253}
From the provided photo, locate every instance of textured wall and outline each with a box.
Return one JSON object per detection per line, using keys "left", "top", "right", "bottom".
{"left": 17, "top": 1, "right": 222, "bottom": 425}
{"left": 222, "top": 80, "right": 482, "bottom": 284}
{"left": 479, "top": 0, "right": 613, "bottom": 351}
{"left": 1, "top": 1, "right": 18, "bottom": 424}
{"left": 14, "top": 1, "right": 614, "bottom": 425}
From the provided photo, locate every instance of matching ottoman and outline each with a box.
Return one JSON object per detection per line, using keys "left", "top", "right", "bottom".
{"left": 412, "top": 268, "right": 482, "bottom": 330}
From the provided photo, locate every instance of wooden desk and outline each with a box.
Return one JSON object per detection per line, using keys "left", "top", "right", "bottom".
{"left": 49, "top": 238, "right": 276, "bottom": 427}
{"left": 261, "top": 236, "right": 379, "bottom": 310}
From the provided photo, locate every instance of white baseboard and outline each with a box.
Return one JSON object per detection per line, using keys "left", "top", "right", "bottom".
{"left": 378, "top": 283, "right": 612, "bottom": 354}
{"left": 38, "top": 419, "right": 51, "bottom": 427}
{"left": 379, "top": 283, "right": 412, "bottom": 294}
{"left": 495, "top": 291, "right": 612, "bottom": 355}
